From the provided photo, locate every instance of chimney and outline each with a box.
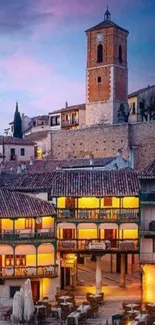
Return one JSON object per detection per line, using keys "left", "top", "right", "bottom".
{"left": 65, "top": 101, "right": 68, "bottom": 108}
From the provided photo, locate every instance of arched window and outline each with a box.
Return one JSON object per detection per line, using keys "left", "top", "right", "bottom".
{"left": 97, "top": 44, "right": 103, "bottom": 63}
{"left": 119, "top": 45, "right": 122, "bottom": 63}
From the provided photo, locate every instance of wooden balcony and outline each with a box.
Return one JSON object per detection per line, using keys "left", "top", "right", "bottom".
{"left": 0, "top": 228, "right": 55, "bottom": 243}
{"left": 57, "top": 208, "right": 139, "bottom": 223}
{"left": 61, "top": 120, "right": 79, "bottom": 128}
{"left": 0, "top": 264, "right": 58, "bottom": 279}
{"left": 57, "top": 238, "right": 139, "bottom": 254}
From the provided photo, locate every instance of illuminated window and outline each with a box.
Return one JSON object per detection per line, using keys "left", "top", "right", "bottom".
{"left": 25, "top": 218, "right": 32, "bottom": 229}
{"left": 5, "top": 255, "right": 26, "bottom": 267}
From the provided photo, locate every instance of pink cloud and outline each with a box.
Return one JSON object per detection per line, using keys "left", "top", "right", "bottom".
{"left": 0, "top": 50, "right": 85, "bottom": 124}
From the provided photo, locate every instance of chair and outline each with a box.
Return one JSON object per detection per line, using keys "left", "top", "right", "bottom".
{"left": 79, "top": 312, "right": 87, "bottom": 324}
{"left": 97, "top": 292, "right": 104, "bottom": 304}
{"left": 67, "top": 317, "right": 76, "bottom": 325}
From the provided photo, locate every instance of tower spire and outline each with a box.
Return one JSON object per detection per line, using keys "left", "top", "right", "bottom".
{"left": 104, "top": 6, "right": 111, "bottom": 21}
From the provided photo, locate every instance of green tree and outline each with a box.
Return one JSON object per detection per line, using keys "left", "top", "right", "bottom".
{"left": 140, "top": 96, "right": 155, "bottom": 121}
{"left": 13, "top": 102, "right": 22, "bottom": 138}
{"left": 117, "top": 103, "right": 130, "bottom": 123}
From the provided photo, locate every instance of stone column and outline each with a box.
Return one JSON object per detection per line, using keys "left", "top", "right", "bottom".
{"left": 96, "top": 256, "right": 102, "bottom": 294}
{"left": 120, "top": 254, "right": 126, "bottom": 287}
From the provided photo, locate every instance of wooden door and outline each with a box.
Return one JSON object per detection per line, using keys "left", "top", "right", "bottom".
{"left": 31, "top": 281, "right": 40, "bottom": 303}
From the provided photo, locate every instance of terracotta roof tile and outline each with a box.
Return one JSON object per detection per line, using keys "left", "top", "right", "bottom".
{"left": 128, "top": 85, "right": 155, "bottom": 98}
{"left": 9, "top": 169, "right": 140, "bottom": 196}
{"left": 140, "top": 158, "right": 155, "bottom": 179}
{"left": 25, "top": 131, "right": 49, "bottom": 142}
{"left": 62, "top": 157, "right": 118, "bottom": 168}
{"left": 0, "top": 188, "right": 55, "bottom": 218}
{"left": 50, "top": 103, "right": 85, "bottom": 115}
{"left": 86, "top": 19, "right": 128, "bottom": 33}
{"left": 0, "top": 136, "right": 35, "bottom": 145}
{"left": 9, "top": 172, "right": 56, "bottom": 191}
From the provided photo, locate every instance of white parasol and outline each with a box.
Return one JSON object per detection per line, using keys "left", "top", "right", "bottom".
{"left": 24, "top": 279, "right": 35, "bottom": 321}
{"left": 12, "top": 291, "right": 23, "bottom": 324}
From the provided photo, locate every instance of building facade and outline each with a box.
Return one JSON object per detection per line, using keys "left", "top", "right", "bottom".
{"left": 0, "top": 188, "right": 58, "bottom": 306}
{"left": 49, "top": 104, "right": 86, "bottom": 131}
{"left": 0, "top": 137, "right": 35, "bottom": 162}
{"left": 128, "top": 85, "right": 155, "bottom": 123}
{"left": 86, "top": 8, "right": 129, "bottom": 126}
{"left": 8, "top": 169, "right": 140, "bottom": 291}
{"left": 139, "top": 159, "right": 155, "bottom": 303}
{"left": 50, "top": 169, "right": 139, "bottom": 290}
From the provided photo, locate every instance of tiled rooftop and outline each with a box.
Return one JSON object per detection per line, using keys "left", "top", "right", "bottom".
{"left": 0, "top": 188, "right": 55, "bottom": 218}
{"left": 9, "top": 172, "right": 56, "bottom": 191}
{"left": 9, "top": 169, "right": 140, "bottom": 196}
{"left": 50, "top": 169, "right": 140, "bottom": 197}
{"left": 25, "top": 131, "right": 49, "bottom": 141}
{"left": 86, "top": 19, "right": 128, "bottom": 33}
{"left": 0, "top": 136, "right": 35, "bottom": 145}
{"left": 140, "top": 158, "right": 155, "bottom": 179}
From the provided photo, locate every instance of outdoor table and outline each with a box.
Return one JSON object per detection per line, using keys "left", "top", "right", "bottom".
{"left": 127, "top": 310, "right": 139, "bottom": 314}
{"left": 126, "top": 304, "right": 139, "bottom": 309}
{"left": 60, "top": 302, "right": 73, "bottom": 309}
{"left": 35, "top": 305, "right": 46, "bottom": 315}
{"left": 58, "top": 295, "right": 71, "bottom": 302}
{"left": 67, "top": 311, "right": 81, "bottom": 325}
{"left": 51, "top": 307, "right": 61, "bottom": 319}
{"left": 89, "top": 294, "right": 101, "bottom": 298}
{"left": 77, "top": 305, "right": 90, "bottom": 313}
{"left": 135, "top": 313, "right": 148, "bottom": 325}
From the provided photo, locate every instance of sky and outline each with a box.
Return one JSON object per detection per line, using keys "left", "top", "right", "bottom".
{"left": 0, "top": 0, "right": 155, "bottom": 132}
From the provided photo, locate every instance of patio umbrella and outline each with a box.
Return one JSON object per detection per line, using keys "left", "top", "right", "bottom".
{"left": 12, "top": 291, "right": 23, "bottom": 324}
{"left": 24, "top": 279, "right": 35, "bottom": 322}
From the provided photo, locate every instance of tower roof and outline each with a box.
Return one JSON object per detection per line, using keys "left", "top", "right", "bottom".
{"left": 86, "top": 8, "right": 129, "bottom": 34}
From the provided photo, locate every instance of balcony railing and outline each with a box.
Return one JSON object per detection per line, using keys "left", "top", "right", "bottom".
{"left": 0, "top": 264, "right": 58, "bottom": 279}
{"left": 61, "top": 120, "right": 78, "bottom": 127}
{"left": 140, "top": 253, "right": 155, "bottom": 264}
{"left": 57, "top": 239, "right": 139, "bottom": 252}
{"left": 140, "top": 192, "right": 155, "bottom": 203}
{"left": 0, "top": 228, "right": 55, "bottom": 241}
{"left": 57, "top": 208, "right": 139, "bottom": 222}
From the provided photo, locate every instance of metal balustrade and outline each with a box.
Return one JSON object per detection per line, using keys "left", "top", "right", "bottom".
{"left": 57, "top": 208, "right": 139, "bottom": 222}
{"left": 57, "top": 238, "right": 139, "bottom": 251}
{"left": 0, "top": 264, "right": 58, "bottom": 278}
{"left": 0, "top": 228, "right": 55, "bottom": 241}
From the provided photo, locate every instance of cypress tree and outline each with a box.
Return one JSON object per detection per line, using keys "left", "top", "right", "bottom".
{"left": 13, "top": 102, "right": 22, "bottom": 138}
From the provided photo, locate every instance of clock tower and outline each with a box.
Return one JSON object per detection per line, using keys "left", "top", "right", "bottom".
{"left": 85, "top": 8, "right": 129, "bottom": 125}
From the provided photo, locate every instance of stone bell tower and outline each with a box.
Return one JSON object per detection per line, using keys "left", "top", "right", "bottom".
{"left": 85, "top": 7, "right": 129, "bottom": 125}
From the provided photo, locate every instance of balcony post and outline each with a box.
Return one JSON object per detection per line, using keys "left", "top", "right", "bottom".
{"left": 120, "top": 253, "right": 126, "bottom": 287}
{"left": 36, "top": 246, "right": 38, "bottom": 276}
{"left": 96, "top": 256, "right": 102, "bottom": 294}
{"left": 13, "top": 218, "right": 15, "bottom": 240}
{"left": 76, "top": 226, "right": 78, "bottom": 249}
{"left": 13, "top": 245, "right": 15, "bottom": 276}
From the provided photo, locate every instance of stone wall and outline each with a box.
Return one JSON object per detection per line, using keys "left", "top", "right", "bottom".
{"left": 50, "top": 124, "right": 129, "bottom": 160}
{"left": 50, "top": 121, "right": 155, "bottom": 171}
{"left": 129, "top": 122, "right": 155, "bottom": 171}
